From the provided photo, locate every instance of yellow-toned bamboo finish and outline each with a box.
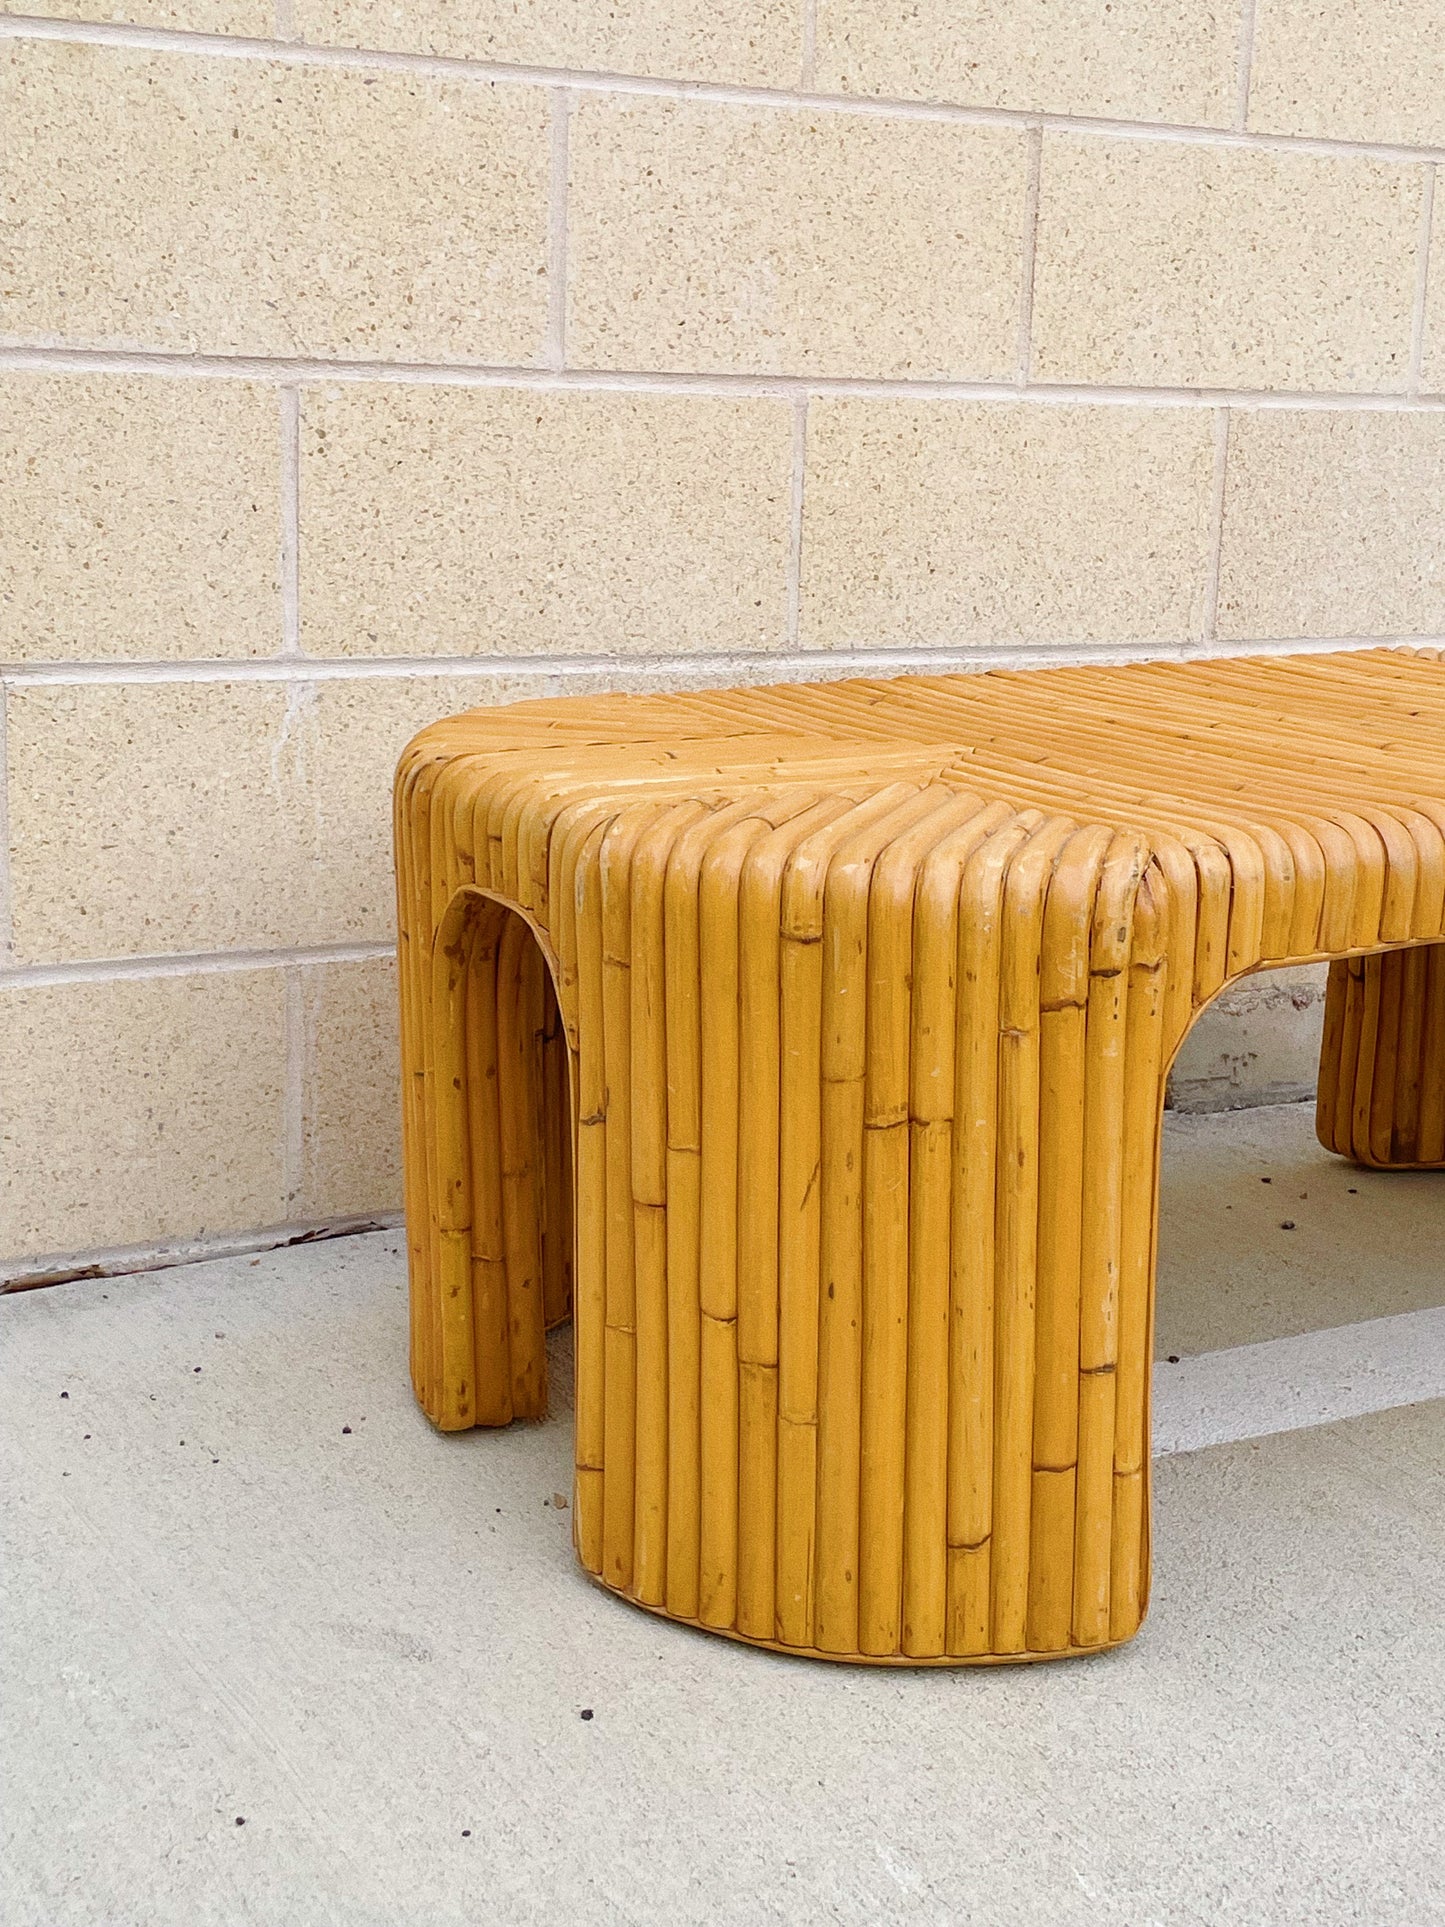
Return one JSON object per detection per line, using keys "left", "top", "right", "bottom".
{"left": 395, "top": 647, "right": 1445, "bottom": 1665}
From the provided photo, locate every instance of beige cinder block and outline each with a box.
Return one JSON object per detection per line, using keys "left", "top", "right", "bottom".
{"left": 6, "top": 681, "right": 306, "bottom": 962}
{"left": 814, "top": 0, "right": 1235, "bottom": 127}
{"left": 1030, "top": 135, "right": 1421, "bottom": 392}
{"left": 1217, "top": 411, "right": 1445, "bottom": 641}
{"left": 287, "top": 674, "right": 551, "bottom": 944}
{"left": 0, "top": 374, "right": 281, "bottom": 662}
{"left": 5, "top": 675, "right": 547, "bottom": 963}
{"left": 800, "top": 399, "right": 1215, "bottom": 649}
{"left": 567, "top": 96, "right": 1029, "bottom": 378}
{"left": 294, "top": 0, "right": 800, "bottom": 89}
{"left": 299, "top": 385, "right": 795, "bottom": 659}
{"left": 0, "top": 41, "right": 550, "bottom": 363}
{"left": 1249, "top": 0, "right": 1445, "bottom": 149}
{"left": 299, "top": 953, "right": 403, "bottom": 1221}
{"left": 0, "top": 969, "right": 287, "bottom": 1263}
{"left": 2, "top": 0, "right": 270, "bottom": 29}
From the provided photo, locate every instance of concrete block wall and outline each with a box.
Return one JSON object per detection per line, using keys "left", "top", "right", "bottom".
{"left": 3, "top": 1, "right": 1443, "bottom": 1273}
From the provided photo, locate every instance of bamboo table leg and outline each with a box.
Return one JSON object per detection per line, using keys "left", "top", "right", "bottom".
{"left": 394, "top": 646, "right": 1445, "bottom": 1666}
{"left": 1317, "top": 945, "right": 1445, "bottom": 1168}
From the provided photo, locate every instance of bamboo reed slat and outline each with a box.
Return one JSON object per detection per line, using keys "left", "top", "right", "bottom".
{"left": 395, "top": 647, "right": 1445, "bottom": 1665}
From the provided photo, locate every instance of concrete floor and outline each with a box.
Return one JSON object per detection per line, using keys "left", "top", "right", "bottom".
{"left": 2, "top": 1102, "right": 1443, "bottom": 1927}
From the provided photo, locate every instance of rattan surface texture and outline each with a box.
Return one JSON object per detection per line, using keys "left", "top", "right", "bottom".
{"left": 395, "top": 646, "right": 1445, "bottom": 1663}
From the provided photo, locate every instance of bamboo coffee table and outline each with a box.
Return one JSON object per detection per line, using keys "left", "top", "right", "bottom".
{"left": 395, "top": 647, "right": 1444, "bottom": 1664}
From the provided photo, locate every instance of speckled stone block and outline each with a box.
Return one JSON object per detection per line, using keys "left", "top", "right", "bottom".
{"left": 298, "top": 384, "right": 795, "bottom": 658}
{"left": 0, "top": 969, "right": 287, "bottom": 1261}
{"left": 1030, "top": 135, "right": 1422, "bottom": 392}
{"left": 1217, "top": 410, "right": 1445, "bottom": 641}
{"left": 799, "top": 399, "right": 1215, "bottom": 649}
{"left": 814, "top": 0, "right": 1235, "bottom": 126}
{"left": 4, "top": 675, "right": 546, "bottom": 963}
{"left": 1, "top": 0, "right": 270, "bottom": 29}
{"left": 299, "top": 954, "right": 403, "bottom": 1221}
{"left": 6, "top": 681, "right": 308, "bottom": 961}
{"left": 1249, "top": 0, "right": 1445, "bottom": 149}
{"left": 0, "top": 374, "right": 281, "bottom": 662}
{"left": 294, "top": 0, "right": 802, "bottom": 89}
{"left": 0, "top": 41, "right": 551, "bottom": 363}
{"left": 566, "top": 96, "right": 1029, "bottom": 378}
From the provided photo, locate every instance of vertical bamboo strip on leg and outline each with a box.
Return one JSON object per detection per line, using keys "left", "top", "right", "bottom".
{"left": 1349, "top": 951, "right": 1384, "bottom": 1164}
{"left": 814, "top": 863, "right": 870, "bottom": 1657}
{"left": 1330, "top": 959, "right": 1368, "bottom": 1158}
{"left": 948, "top": 813, "right": 1041, "bottom": 1655}
{"left": 1026, "top": 825, "right": 1112, "bottom": 1653}
{"left": 776, "top": 901, "right": 824, "bottom": 1648}
{"left": 410, "top": 763, "right": 446, "bottom": 1419}
{"left": 630, "top": 803, "right": 708, "bottom": 1606}
{"left": 991, "top": 816, "right": 1075, "bottom": 1654}
{"left": 736, "top": 792, "right": 832, "bottom": 1644}
{"left": 426, "top": 891, "right": 502, "bottom": 1430}
{"left": 1364, "top": 949, "right": 1404, "bottom": 1165}
{"left": 1418, "top": 944, "right": 1445, "bottom": 1163}
{"left": 572, "top": 821, "right": 611, "bottom": 1574}
{"left": 698, "top": 813, "right": 773, "bottom": 1630}
{"left": 773, "top": 788, "right": 929, "bottom": 1648}
{"left": 858, "top": 889, "right": 912, "bottom": 1657}
{"left": 1112, "top": 865, "right": 1168, "bottom": 1642}
{"left": 1072, "top": 834, "right": 1146, "bottom": 1649}
{"left": 497, "top": 914, "right": 549, "bottom": 1420}
{"left": 859, "top": 793, "right": 988, "bottom": 1656}
{"left": 661, "top": 803, "right": 761, "bottom": 1622}
{"left": 661, "top": 808, "right": 727, "bottom": 1620}
{"left": 1390, "top": 944, "right": 1428, "bottom": 1163}
{"left": 736, "top": 822, "right": 782, "bottom": 1646}
{"left": 1315, "top": 958, "right": 1351, "bottom": 1157}
{"left": 395, "top": 763, "right": 434, "bottom": 1417}
{"left": 697, "top": 840, "right": 742, "bottom": 1632}
{"left": 598, "top": 808, "right": 652, "bottom": 1593}
{"left": 815, "top": 788, "right": 953, "bottom": 1654}
{"left": 541, "top": 979, "right": 574, "bottom": 1331}
{"left": 1322, "top": 941, "right": 1445, "bottom": 1170}
{"left": 901, "top": 802, "right": 1012, "bottom": 1657}
{"left": 467, "top": 903, "right": 513, "bottom": 1426}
